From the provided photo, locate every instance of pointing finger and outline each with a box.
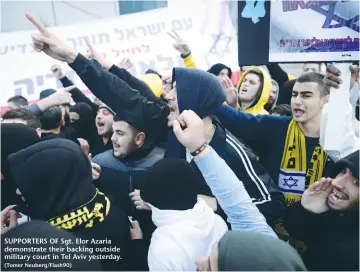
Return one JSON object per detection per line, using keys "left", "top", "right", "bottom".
{"left": 26, "top": 13, "right": 51, "bottom": 37}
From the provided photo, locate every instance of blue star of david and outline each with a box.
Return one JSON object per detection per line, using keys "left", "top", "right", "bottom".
{"left": 283, "top": 176, "right": 299, "bottom": 188}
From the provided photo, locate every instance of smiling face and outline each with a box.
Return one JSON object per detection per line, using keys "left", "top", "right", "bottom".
{"left": 327, "top": 168, "right": 359, "bottom": 212}
{"left": 164, "top": 81, "right": 180, "bottom": 127}
{"left": 238, "top": 73, "right": 261, "bottom": 103}
{"left": 95, "top": 108, "right": 114, "bottom": 137}
{"left": 291, "top": 81, "right": 326, "bottom": 123}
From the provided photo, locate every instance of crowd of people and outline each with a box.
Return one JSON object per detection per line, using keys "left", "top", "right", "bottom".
{"left": 1, "top": 13, "right": 359, "bottom": 271}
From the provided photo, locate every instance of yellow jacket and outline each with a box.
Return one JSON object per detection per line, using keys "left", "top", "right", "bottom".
{"left": 183, "top": 53, "right": 197, "bottom": 69}
{"left": 236, "top": 67, "right": 272, "bottom": 115}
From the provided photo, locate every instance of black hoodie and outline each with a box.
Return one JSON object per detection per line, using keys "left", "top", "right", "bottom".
{"left": 7, "top": 139, "right": 132, "bottom": 271}
{"left": 1, "top": 123, "right": 40, "bottom": 210}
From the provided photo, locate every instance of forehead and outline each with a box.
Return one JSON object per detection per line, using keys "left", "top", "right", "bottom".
{"left": 97, "top": 108, "right": 112, "bottom": 115}
{"left": 293, "top": 81, "right": 319, "bottom": 93}
{"left": 112, "top": 120, "right": 131, "bottom": 131}
{"left": 244, "top": 73, "right": 260, "bottom": 81}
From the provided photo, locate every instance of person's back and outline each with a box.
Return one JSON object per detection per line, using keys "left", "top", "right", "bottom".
{"left": 148, "top": 198, "right": 227, "bottom": 270}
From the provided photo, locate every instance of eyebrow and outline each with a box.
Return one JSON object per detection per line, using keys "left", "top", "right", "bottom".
{"left": 292, "top": 90, "right": 313, "bottom": 95}
{"left": 115, "top": 129, "right": 124, "bottom": 133}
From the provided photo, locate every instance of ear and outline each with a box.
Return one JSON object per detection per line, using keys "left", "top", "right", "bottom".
{"left": 135, "top": 132, "right": 145, "bottom": 148}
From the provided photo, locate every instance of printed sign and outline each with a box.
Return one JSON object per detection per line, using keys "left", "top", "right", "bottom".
{"left": 269, "top": 0, "right": 359, "bottom": 62}
{"left": 0, "top": 2, "right": 238, "bottom": 106}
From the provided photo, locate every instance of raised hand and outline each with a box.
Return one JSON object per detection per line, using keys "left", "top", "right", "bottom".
{"left": 172, "top": 110, "right": 206, "bottom": 153}
{"left": 301, "top": 177, "right": 333, "bottom": 214}
{"left": 221, "top": 76, "right": 237, "bottom": 108}
{"left": 324, "top": 64, "right": 360, "bottom": 90}
{"left": 26, "top": 13, "right": 77, "bottom": 63}
{"left": 167, "top": 29, "right": 191, "bottom": 56}
{"left": 50, "top": 63, "right": 66, "bottom": 79}
{"left": 91, "top": 162, "right": 101, "bottom": 181}
{"left": 83, "top": 37, "right": 113, "bottom": 70}
{"left": 118, "top": 57, "right": 133, "bottom": 70}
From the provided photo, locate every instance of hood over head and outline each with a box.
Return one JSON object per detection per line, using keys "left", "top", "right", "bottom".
{"left": 207, "top": 63, "right": 232, "bottom": 78}
{"left": 1, "top": 220, "right": 102, "bottom": 270}
{"left": 70, "top": 102, "right": 97, "bottom": 139}
{"left": 139, "top": 73, "right": 163, "bottom": 97}
{"left": 173, "top": 68, "right": 226, "bottom": 118}
{"left": 166, "top": 68, "right": 225, "bottom": 158}
{"left": 236, "top": 66, "right": 272, "bottom": 115}
{"left": 1, "top": 123, "right": 40, "bottom": 209}
{"left": 7, "top": 138, "right": 96, "bottom": 220}
{"left": 218, "top": 231, "right": 306, "bottom": 271}
{"left": 140, "top": 158, "right": 198, "bottom": 210}
{"left": 332, "top": 150, "right": 359, "bottom": 182}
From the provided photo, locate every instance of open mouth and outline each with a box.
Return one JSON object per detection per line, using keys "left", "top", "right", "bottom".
{"left": 169, "top": 107, "right": 176, "bottom": 113}
{"left": 241, "top": 88, "right": 248, "bottom": 93}
{"left": 113, "top": 143, "right": 120, "bottom": 150}
{"left": 97, "top": 121, "right": 105, "bottom": 128}
{"left": 328, "top": 188, "right": 348, "bottom": 204}
{"left": 293, "top": 109, "right": 305, "bottom": 116}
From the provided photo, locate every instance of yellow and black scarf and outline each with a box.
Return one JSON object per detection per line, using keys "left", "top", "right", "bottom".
{"left": 48, "top": 189, "right": 110, "bottom": 230}
{"left": 275, "top": 120, "right": 328, "bottom": 244}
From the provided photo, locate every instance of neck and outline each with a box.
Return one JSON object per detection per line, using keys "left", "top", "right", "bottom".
{"left": 203, "top": 117, "right": 215, "bottom": 142}
{"left": 297, "top": 115, "right": 321, "bottom": 137}
{"left": 103, "top": 136, "right": 109, "bottom": 145}
{"left": 240, "top": 100, "right": 252, "bottom": 110}
{"left": 42, "top": 127, "right": 61, "bottom": 134}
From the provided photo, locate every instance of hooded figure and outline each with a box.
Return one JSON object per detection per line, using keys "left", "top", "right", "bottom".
{"left": 217, "top": 231, "right": 306, "bottom": 271}
{"left": 1, "top": 123, "right": 40, "bottom": 210}
{"left": 207, "top": 63, "right": 232, "bottom": 78}
{"left": 1, "top": 220, "right": 102, "bottom": 271}
{"left": 166, "top": 68, "right": 226, "bottom": 158}
{"left": 7, "top": 139, "right": 131, "bottom": 271}
{"left": 141, "top": 158, "right": 228, "bottom": 271}
{"left": 236, "top": 66, "right": 272, "bottom": 115}
{"left": 70, "top": 102, "right": 98, "bottom": 141}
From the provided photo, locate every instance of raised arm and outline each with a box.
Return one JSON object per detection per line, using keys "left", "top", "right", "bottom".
{"left": 168, "top": 29, "right": 197, "bottom": 69}
{"left": 321, "top": 64, "right": 360, "bottom": 161}
{"left": 173, "top": 110, "right": 277, "bottom": 237}
{"left": 26, "top": 13, "right": 169, "bottom": 141}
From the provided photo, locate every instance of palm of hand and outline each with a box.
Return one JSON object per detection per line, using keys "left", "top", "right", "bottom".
{"left": 301, "top": 188, "right": 329, "bottom": 214}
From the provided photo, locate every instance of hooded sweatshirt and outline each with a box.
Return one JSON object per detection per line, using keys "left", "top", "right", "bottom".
{"left": 218, "top": 231, "right": 306, "bottom": 271}
{"left": 1, "top": 123, "right": 40, "bottom": 209}
{"left": 236, "top": 66, "right": 272, "bottom": 115}
{"left": 1, "top": 220, "right": 102, "bottom": 271}
{"left": 7, "top": 139, "right": 132, "bottom": 271}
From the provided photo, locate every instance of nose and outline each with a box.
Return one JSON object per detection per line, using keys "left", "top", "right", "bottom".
{"left": 332, "top": 169, "right": 351, "bottom": 188}
{"left": 165, "top": 91, "right": 174, "bottom": 101}
{"left": 110, "top": 132, "right": 116, "bottom": 142}
{"left": 293, "top": 95, "right": 302, "bottom": 105}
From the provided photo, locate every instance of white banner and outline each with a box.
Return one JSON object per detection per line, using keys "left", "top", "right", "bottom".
{"left": 269, "top": 0, "right": 359, "bottom": 62}
{"left": 0, "top": 2, "right": 238, "bottom": 106}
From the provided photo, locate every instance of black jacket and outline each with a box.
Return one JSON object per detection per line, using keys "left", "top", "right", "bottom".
{"left": 7, "top": 139, "right": 135, "bottom": 271}
{"left": 284, "top": 202, "right": 359, "bottom": 271}
{"left": 193, "top": 119, "right": 284, "bottom": 226}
